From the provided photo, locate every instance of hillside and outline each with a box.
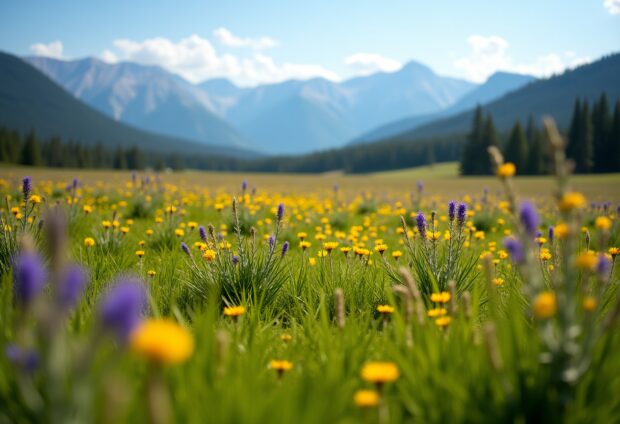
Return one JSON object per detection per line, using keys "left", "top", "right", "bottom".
{"left": 0, "top": 52, "right": 256, "bottom": 158}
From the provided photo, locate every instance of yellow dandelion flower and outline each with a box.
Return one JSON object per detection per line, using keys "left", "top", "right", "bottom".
{"left": 595, "top": 216, "right": 612, "bottom": 232}
{"left": 376, "top": 305, "right": 394, "bottom": 314}
{"left": 497, "top": 162, "right": 516, "bottom": 178}
{"left": 583, "top": 296, "right": 597, "bottom": 312}
{"left": 559, "top": 192, "right": 586, "bottom": 212}
{"left": 435, "top": 316, "right": 452, "bottom": 328}
{"left": 130, "top": 319, "right": 194, "bottom": 364}
{"left": 223, "top": 305, "right": 245, "bottom": 317}
{"left": 136, "top": 250, "right": 145, "bottom": 258}
{"left": 430, "top": 292, "right": 451, "bottom": 304}
{"left": 532, "top": 292, "right": 556, "bottom": 319}
{"left": 354, "top": 390, "right": 380, "bottom": 408}
{"left": 84, "top": 237, "right": 95, "bottom": 247}
{"left": 361, "top": 362, "right": 399, "bottom": 385}
{"left": 575, "top": 251, "right": 598, "bottom": 271}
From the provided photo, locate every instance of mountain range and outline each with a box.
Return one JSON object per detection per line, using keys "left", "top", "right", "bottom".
{"left": 0, "top": 52, "right": 254, "bottom": 158}
{"left": 23, "top": 55, "right": 534, "bottom": 154}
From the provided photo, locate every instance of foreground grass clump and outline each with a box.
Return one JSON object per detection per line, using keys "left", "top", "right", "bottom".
{"left": 1, "top": 128, "right": 620, "bottom": 423}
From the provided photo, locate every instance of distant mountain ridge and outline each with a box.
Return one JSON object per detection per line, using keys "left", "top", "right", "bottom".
{"left": 352, "top": 71, "right": 535, "bottom": 144}
{"left": 25, "top": 56, "right": 253, "bottom": 150}
{"left": 26, "top": 56, "right": 485, "bottom": 154}
{"left": 381, "top": 53, "right": 620, "bottom": 143}
{"left": 0, "top": 52, "right": 256, "bottom": 158}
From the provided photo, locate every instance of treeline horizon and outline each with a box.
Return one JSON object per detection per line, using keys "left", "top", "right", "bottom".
{"left": 1, "top": 94, "right": 619, "bottom": 175}
{"left": 460, "top": 94, "right": 620, "bottom": 175}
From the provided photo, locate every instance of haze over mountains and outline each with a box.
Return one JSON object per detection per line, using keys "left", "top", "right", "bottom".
{"left": 24, "top": 55, "right": 534, "bottom": 154}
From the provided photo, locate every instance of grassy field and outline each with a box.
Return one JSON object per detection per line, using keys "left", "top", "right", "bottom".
{"left": 1, "top": 163, "right": 620, "bottom": 423}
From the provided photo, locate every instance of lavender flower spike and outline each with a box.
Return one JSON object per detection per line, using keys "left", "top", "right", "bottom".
{"left": 519, "top": 201, "right": 540, "bottom": 237}
{"left": 99, "top": 278, "right": 146, "bottom": 342}
{"left": 416, "top": 212, "right": 427, "bottom": 240}
{"left": 13, "top": 252, "right": 46, "bottom": 307}
{"left": 181, "top": 242, "right": 191, "bottom": 256}
{"left": 504, "top": 237, "right": 525, "bottom": 264}
{"left": 22, "top": 176, "right": 31, "bottom": 200}
{"left": 448, "top": 201, "right": 456, "bottom": 222}
{"left": 457, "top": 203, "right": 467, "bottom": 225}
{"left": 57, "top": 265, "right": 88, "bottom": 310}
{"left": 277, "top": 203, "right": 284, "bottom": 222}
{"left": 548, "top": 226, "right": 555, "bottom": 244}
{"left": 281, "top": 241, "right": 290, "bottom": 258}
{"left": 199, "top": 226, "right": 207, "bottom": 242}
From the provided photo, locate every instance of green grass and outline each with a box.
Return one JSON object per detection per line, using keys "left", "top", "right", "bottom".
{"left": 0, "top": 165, "right": 619, "bottom": 423}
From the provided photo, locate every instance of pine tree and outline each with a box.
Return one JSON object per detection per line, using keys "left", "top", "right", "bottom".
{"left": 460, "top": 106, "right": 484, "bottom": 175}
{"left": 525, "top": 130, "right": 544, "bottom": 175}
{"left": 567, "top": 98, "right": 582, "bottom": 165}
{"left": 478, "top": 115, "right": 499, "bottom": 174}
{"left": 592, "top": 94, "right": 611, "bottom": 173}
{"left": 578, "top": 102, "right": 594, "bottom": 173}
{"left": 503, "top": 122, "right": 528, "bottom": 172}
{"left": 610, "top": 101, "right": 620, "bottom": 172}
{"left": 20, "top": 129, "right": 42, "bottom": 166}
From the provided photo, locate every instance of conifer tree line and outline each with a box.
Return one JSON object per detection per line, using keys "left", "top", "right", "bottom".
{"left": 460, "top": 94, "right": 620, "bottom": 175}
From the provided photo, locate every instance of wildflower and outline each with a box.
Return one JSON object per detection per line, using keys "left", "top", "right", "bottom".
{"left": 519, "top": 202, "right": 539, "bottom": 236}
{"left": 497, "top": 162, "right": 516, "bottom": 178}
{"left": 448, "top": 201, "right": 456, "bottom": 221}
{"left": 361, "top": 362, "right": 399, "bottom": 386}
{"left": 22, "top": 176, "right": 31, "bottom": 200}
{"left": 57, "top": 265, "right": 87, "bottom": 311}
{"left": 147, "top": 270, "right": 156, "bottom": 278}
{"left": 376, "top": 305, "right": 394, "bottom": 315}
{"left": 180, "top": 243, "right": 191, "bottom": 256}
{"left": 299, "top": 241, "right": 311, "bottom": 250}
{"left": 457, "top": 203, "right": 467, "bottom": 225}
{"left": 146, "top": 229, "right": 154, "bottom": 236}
{"left": 277, "top": 203, "right": 284, "bottom": 222}
{"left": 492, "top": 277, "right": 504, "bottom": 286}
{"left": 281, "top": 241, "right": 290, "bottom": 258}
{"left": 575, "top": 251, "right": 598, "bottom": 271}
{"left": 175, "top": 229, "right": 185, "bottom": 237}
{"left": 83, "top": 205, "right": 93, "bottom": 214}
{"left": 102, "top": 220, "right": 112, "bottom": 229}
{"left": 583, "top": 296, "right": 597, "bottom": 312}
{"left": 136, "top": 250, "right": 145, "bottom": 259}
{"left": 435, "top": 316, "right": 452, "bottom": 328}
{"left": 539, "top": 249, "right": 552, "bottom": 261}
{"left": 354, "top": 390, "right": 380, "bottom": 408}
{"left": 309, "top": 257, "right": 316, "bottom": 266}
{"left": 559, "top": 192, "right": 586, "bottom": 212}
{"left": 203, "top": 250, "right": 216, "bottom": 261}
{"left": 324, "top": 241, "right": 339, "bottom": 253}
{"left": 341, "top": 247, "right": 352, "bottom": 256}
{"left": 130, "top": 319, "right": 194, "bottom": 364}
{"left": 532, "top": 292, "right": 556, "bottom": 319}
{"left": 430, "top": 292, "right": 451, "bottom": 303}
{"left": 188, "top": 221, "right": 197, "bottom": 230}
{"left": 5, "top": 344, "right": 39, "bottom": 373}
{"left": 609, "top": 247, "right": 620, "bottom": 259}
{"left": 13, "top": 252, "right": 46, "bottom": 307}
{"left": 416, "top": 212, "right": 427, "bottom": 240}
{"left": 121, "top": 227, "right": 129, "bottom": 234}
{"left": 280, "top": 334, "right": 293, "bottom": 342}
{"left": 595, "top": 216, "right": 612, "bottom": 232}
{"left": 232, "top": 255, "right": 239, "bottom": 265}
{"left": 29, "top": 194, "right": 41, "bottom": 204}
{"left": 374, "top": 244, "right": 388, "bottom": 254}
{"left": 84, "top": 237, "right": 95, "bottom": 247}
{"left": 270, "top": 360, "right": 293, "bottom": 377}
{"left": 597, "top": 254, "right": 611, "bottom": 277}
{"left": 199, "top": 226, "right": 207, "bottom": 242}
{"left": 504, "top": 237, "right": 525, "bottom": 264}
{"left": 99, "top": 279, "right": 146, "bottom": 342}
{"left": 297, "top": 232, "right": 307, "bottom": 240}
{"left": 392, "top": 250, "right": 403, "bottom": 260}
{"left": 223, "top": 305, "right": 245, "bottom": 317}
{"left": 427, "top": 308, "right": 447, "bottom": 317}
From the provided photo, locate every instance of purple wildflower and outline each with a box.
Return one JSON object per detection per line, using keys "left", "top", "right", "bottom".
{"left": 232, "top": 255, "right": 239, "bottom": 265}
{"left": 268, "top": 235, "right": 275, "bottom": 250}
{"left": 22, "top": 176, "right": 31, "bottom": 200}
{"left": 548, "top": 226, "right": 554, "bottom": 244}
{"left": 13, "top": 252, "right": 46, "bottom": 307}
{"left": 519, "top": 202, "right": 539, "bottom": 237}
{"left": 457, "top": 203, "right": 467, "bottom": 225}
{"left": 5, "top": 344, "right": 39, "bottom": 373}
{"left": 242, "top": 180, "right": 248, "bottom": 192}
{"left": 281, "top": 241, "right": 290, "bottom": 258}
{"left": 277, "top": 203, "right": 284, "bottom": 222}
{"left": 416, "top": 212, "right": 427, "bottom": 240}
{"left": 199, "top": 226, "right": 207, "bottom": 242}
{"left": 181, "top": 242, "right": 191, "bottom": 256}
{"left": 504, "top": 237, "right": 525, "bottom": 264}
{"left": 448, "top": 201, "right": 456, "bottom": 222}
{"left": 57, "top": 265, "right": 88, "bottom": 310}
{"left": 72, "top": 178, "right": 78, "bottom": 190}
{"left": 99, "top": 279, "right": 146, "bottom": 342}
{"left": 597, "top": 254, "right": 611, "bottom": 278}
{"left": 416, "top": 181, "right": 424, "bottom": 193}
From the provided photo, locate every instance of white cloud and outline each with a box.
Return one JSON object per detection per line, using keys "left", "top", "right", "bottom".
{"left": 604, "top": 0, "right": 620, "bottom": 14}
{"left": 99, "top": 49, "right": 118, "bottom": 64}
{"left": 344, "top": 53, "right": 402, "bottom": 76}
{"left": 106, "top": 34, "right": 339, "bottom": 86}
{"left": 454, "top": 35, "right": 590, "bottom": 83}
{"left": 213, "top": 27, "right": 277, "bottom": 50}
{"left": 30, "top": 40, "right": 64, "bottom": 59}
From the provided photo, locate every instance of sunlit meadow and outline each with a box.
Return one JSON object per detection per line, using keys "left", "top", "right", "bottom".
{"left": 1, "top": 126, "right": 620, "bottom": 423}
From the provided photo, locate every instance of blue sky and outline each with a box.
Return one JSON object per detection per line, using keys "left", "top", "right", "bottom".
{"left": 1, "top": 0, "right": 619, "bottom": 86}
